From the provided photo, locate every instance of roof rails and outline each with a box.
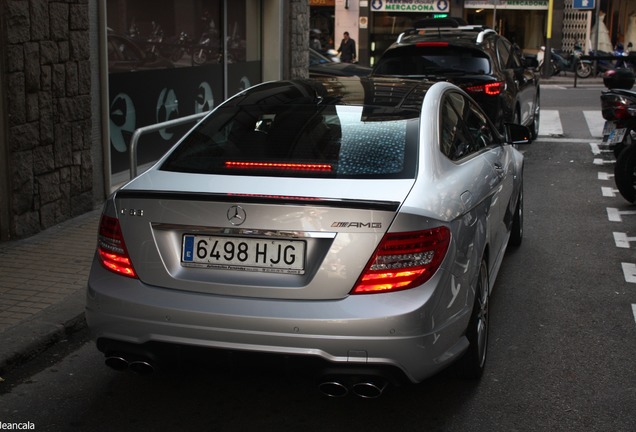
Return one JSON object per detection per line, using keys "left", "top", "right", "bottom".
{"left": 476, "top": 28, "right": 496, "bottom": 43}
{"left": 396, "top": 23, "right": 496, "bottom": 44}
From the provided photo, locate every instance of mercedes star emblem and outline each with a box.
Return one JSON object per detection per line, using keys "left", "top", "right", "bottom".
{"left": 227, "top": 205, "right": 246, "bottom": 226}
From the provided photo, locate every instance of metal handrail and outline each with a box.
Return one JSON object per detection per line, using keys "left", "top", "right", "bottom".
{"left": 129, "top": 111, "right": 209, "bottom": 179}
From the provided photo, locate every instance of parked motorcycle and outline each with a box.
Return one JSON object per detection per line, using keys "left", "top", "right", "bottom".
{"left": 192, "top": 31, "right": 221, "bottom": 65}
{"left": 169, "top": 31, "right": 193, "bottom": 63}
{"left": 537, "top": 45, "right": 592, "bottom": 78}
{"left": 600, "top": 69, "right": 636, "bottom": 202}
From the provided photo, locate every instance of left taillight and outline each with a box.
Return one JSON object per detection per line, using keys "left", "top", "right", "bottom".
{"left": 97, "top": 214, "right": 137, "bottom": 278}
{"left": 465, "top": 81, "right": 505, "bottom": 96}
{"left": 351, "top": 227, "right": 450, "bottom": 294}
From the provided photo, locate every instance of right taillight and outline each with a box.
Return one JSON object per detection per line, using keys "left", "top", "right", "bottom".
{"left": 351, "top": 227, "right": 450, "bottom": 294}
{"left": 97, "top": 214, "right": 137, "bottom": 278}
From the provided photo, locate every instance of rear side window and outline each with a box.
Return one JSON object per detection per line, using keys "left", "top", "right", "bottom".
{"left": 440, "top": 92, "right": 498, "bottom": 161}
{"left": 374, "top": 45, "right": 491, "bottom": 75}
{"left": 161, "top": 104, "right": 419, "bottom": 179}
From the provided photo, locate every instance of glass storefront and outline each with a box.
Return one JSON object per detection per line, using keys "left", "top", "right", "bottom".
{"left": 105, "top": 0, "right": 261, "bottom": 180}
{"left": 310, "top": 0, "right": 336, "bottom": 52}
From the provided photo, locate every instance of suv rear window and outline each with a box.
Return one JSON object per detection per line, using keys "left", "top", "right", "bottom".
{"left": 161, "top": 104, "right": 419, "bottom": 179}
{"left": 374, "top": 45, "right": 491, "bottom": 76}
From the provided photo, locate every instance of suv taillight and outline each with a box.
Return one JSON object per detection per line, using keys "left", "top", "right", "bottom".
{"left": 466, "top": 81, "right": 505, "bottom": 96}
{"left": 97, "top": 214, "right": 137, "bottom": 278}
{"left": 352, "top": 227, "right": 450, "bottom": 294}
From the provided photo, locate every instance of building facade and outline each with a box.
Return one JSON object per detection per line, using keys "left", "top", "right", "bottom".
{"left": 310, "top": 0, "right": 636, "bottom": 66}
{"left": 0, "top": 0, "right": 308, "bottom": 241}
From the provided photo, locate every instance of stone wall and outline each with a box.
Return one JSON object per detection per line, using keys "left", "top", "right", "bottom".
{"left": 289, "top": 0, "right": 309, "bottom": 79}
{"left": 2, "top": 0, "right": 93, "bottom": 238}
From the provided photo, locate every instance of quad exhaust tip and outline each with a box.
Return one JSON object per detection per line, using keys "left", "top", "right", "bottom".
{"left": 104, "top": 354, "right": 156, "bottom": 375}
{"left": 319, "top": 377, "right": 387, "bottom": 398}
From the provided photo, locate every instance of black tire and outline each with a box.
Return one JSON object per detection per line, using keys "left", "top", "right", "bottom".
{"left": 614, "top": 144, "right": 636, "bottom": 203}
{"left": 509, "top": 185, "right": 523, "bottom": 247}
{"left": 457, "top": 259, "right": 489, "bottom": 379}
{"left": 575, "top": 61, "right": 592, "bottom": 78}
{"left": 612, "top": 132, "right": 632, "bottom": 158}
{"left": 529, "top": 95, "right": 540, "bottom": 140}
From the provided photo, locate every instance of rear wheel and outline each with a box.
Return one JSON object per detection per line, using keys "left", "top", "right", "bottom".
{"left": 614, "top": 144, "right": 636, "bottom": 203}
{"left": 457, "top": 259, "right": 489, "bottom": 379}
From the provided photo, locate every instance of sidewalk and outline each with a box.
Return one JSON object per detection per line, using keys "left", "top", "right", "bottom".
{"left": 0, "top": 208, "right": 101, "bottom": 375}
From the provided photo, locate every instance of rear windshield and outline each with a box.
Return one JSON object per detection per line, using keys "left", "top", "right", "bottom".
{"left": 160, "top": 104, "right": 419, "bottom": 179}
{"left": 374, "top": 45, "right": 491, "bottom": 76}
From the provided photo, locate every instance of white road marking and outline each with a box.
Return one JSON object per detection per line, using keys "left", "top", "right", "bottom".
{"left": 602, "top": 187, "right": 617, "bottom": 197}
{"left": 594, "top": 158, "right": 614, "bottom": 165}
{"left": 537, "top": 138, "right": 601, "bottom": 143}
{"left": 590, "top": 142, "right": 613, "bottom": 155}
{"left": 613, "top": 232, "right": 634, "bottom": 248}
{"left": 632, "top": 304, "right": 636, "bottom": 327}
{"left": 608, "top": 208, "right": 636, "bottom": 222}
{"left": 608, "top": 207, "right": 622, "bottom": 221}
{"left": 621, "top": 263, "right": 636, "bottom": 283}
{"left": 598, "top": 172, "right": 613, "bottom": 180}
{"left": 538, "top": 110, "right": 563, "bottom": 137}
{"left": 583, "top": 111, "right": 605, "bottom": 138}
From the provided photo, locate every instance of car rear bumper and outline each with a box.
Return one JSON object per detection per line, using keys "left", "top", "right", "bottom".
{"left": 85, "top": 260, "right": 471, "bottom": 383}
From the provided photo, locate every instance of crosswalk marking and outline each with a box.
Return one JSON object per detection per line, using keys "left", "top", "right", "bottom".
{"left": 539, "top": 110, "right": 563, "bottom": 136}
{"left": 538, "top": 110, "right": 604, "bottom": 138}
{"left": 583, "top": 111, "right": 605, "bottom": 138}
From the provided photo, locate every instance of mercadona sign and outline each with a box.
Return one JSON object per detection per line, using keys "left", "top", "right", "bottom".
{"left": 370, "top": 0, "right": 451, "bottom": 13}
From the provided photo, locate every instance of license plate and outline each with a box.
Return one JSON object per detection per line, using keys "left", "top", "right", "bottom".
{"left": 608, "top": 128, "right": 627, "bottom": 145}
{"left": 182, "top": 234, "right": 306, "bottom": 274}
{"left": 603, "top": 120, "right": 616, "bottom": 136}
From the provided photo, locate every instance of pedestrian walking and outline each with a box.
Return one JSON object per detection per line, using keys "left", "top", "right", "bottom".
{"left": 337, "top": 31, "right": 356, "bottom": 63}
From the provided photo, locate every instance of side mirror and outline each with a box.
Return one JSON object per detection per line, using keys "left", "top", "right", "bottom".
{"left": 504, "top": 123, "right": 531, "bottom": 145}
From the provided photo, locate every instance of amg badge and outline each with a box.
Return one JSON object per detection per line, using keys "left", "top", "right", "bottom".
{"left": 331, "top": 222, "right": 382, "bottom": 228}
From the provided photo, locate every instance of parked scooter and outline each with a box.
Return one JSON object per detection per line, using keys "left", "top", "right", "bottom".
{"left": 537, "top": 45, "right": 592, "bottom": 78}
{"left": 600, "top": 69, "right": 636, "bottom": 202}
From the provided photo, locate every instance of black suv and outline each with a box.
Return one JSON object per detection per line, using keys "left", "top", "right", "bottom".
{"left": 372, "top": 21, "right": 540, "bottom": 139}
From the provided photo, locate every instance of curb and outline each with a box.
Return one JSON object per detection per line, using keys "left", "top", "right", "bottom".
{"left": 0, "top": 289, "right": 87, "bottom": 376}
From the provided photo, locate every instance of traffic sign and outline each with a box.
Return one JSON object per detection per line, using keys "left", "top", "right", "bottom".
{"left": 573, "top": 0, "right": 595, "bottom": 9}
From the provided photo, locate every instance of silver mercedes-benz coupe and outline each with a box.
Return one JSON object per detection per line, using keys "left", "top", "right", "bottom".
{"left": 86, "top": 76, "right": 528, "bottom": 398}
